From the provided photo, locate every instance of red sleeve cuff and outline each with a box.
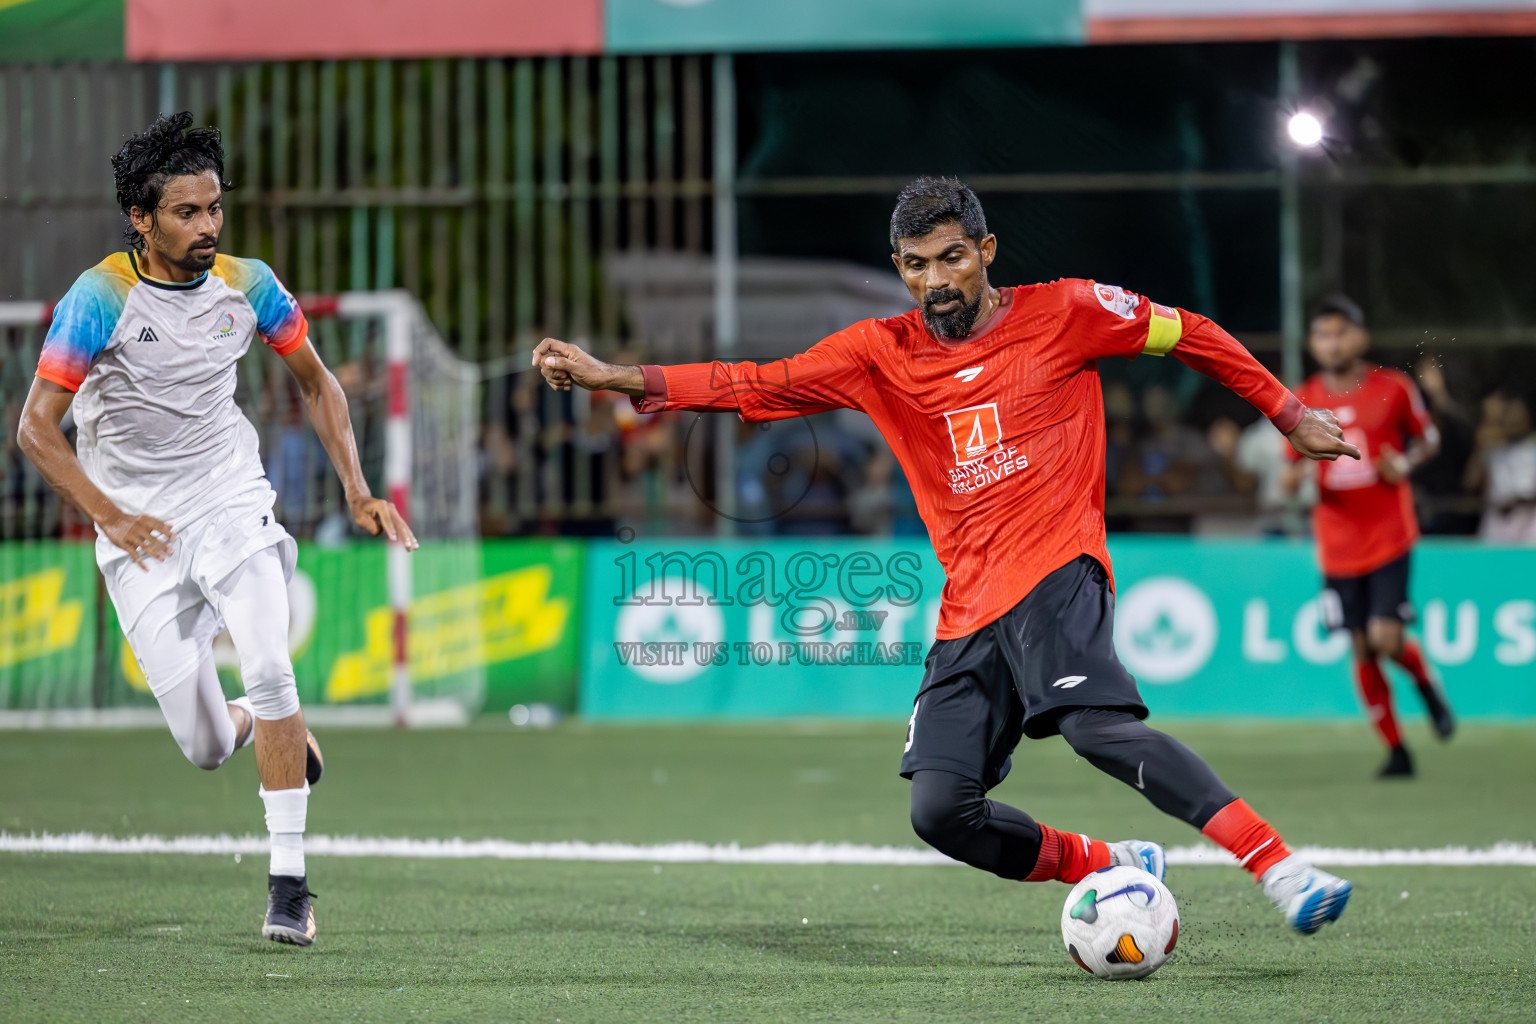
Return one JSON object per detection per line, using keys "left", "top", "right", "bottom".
{"left": 265, "top": 311, "right": 310, "bottom": 357}
{"left": 35, "top": 368, "right": 82, "bottom": 393}
{"left": 1269, "top": 392, "right": 1305, "bottom": 434}
{"left": 630, "top": 364, "right": 668, "bottom": 414}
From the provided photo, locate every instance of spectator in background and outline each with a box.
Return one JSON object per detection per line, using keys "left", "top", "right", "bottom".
{"left": 1411, "top": 354, "right": 1478, "bottom": 535}
{"left": 261, "top": 369, "right": 327, "bottom": 537}
{"left": 1119, "top": 385, "right": 1206, "bottom": 501}
{"left": 1465, "top": 390, "right": 1536, "bottom": 543}
{"left": 1119, "top": 384, "right": 1213, "bottom": 531}
{"left": 1102, "top": 380, "right": 1137, "bottom": 498}
{"left": 1200, "top": 416, "right": 1256, "bottom": 498}
{"left": 1235, "top": 415, "right": 1315, "bottom": 536}
{"left": 848, "top": 444, "right": 925, "bottom": 537}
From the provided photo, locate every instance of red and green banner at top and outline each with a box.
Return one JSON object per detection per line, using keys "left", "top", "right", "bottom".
{"left": 4, "top": 0, "right": 1536, "bottom": 63}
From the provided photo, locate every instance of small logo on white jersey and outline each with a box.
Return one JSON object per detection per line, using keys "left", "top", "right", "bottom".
{"left": 954, "top": 365, "right": 985, "bottom": 383}
{"left": 1052, "top": 675, "right": 1087, "bottom": 689}
{"left": 135, "top": 326, "right": 159, "bottom": 343}
{"left": 212, "top": 311, "right": 237, "bottom": 338}
{"left": 943, "top": 403, "right": 1002, "bottom": 465}
{"left": 1093, "top": 282, "right": 1140, "bottom": 320}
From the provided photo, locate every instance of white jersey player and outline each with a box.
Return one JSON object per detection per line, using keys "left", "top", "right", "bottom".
{"left": 18, "top": 112, "right": 416, "bottom": 946}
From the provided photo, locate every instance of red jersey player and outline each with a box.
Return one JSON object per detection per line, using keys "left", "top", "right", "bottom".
{"left": 535, "top": 178, "right": 1360, "bottom": 935}
{"left": 1284, "top": 296, "right": 1456, "bottom": 778}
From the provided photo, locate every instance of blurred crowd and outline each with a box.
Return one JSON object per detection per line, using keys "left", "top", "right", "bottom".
{"left": 465, "top": 346, "right": 1536, "bottom": 544}
{"left": 4, "top": 345, "right": 1534, "bottom": 544}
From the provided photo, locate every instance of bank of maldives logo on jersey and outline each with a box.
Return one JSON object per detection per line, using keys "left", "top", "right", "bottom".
{"left": 942, "top": 403, "right": 1029, "bottom": 495}
{"left": 944, "top": 403, "right": 1002, "bottom": 465}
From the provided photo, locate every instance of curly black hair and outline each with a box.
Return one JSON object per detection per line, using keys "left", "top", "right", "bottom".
{"left": 889, "top": 176, "right": 987, "bottom": 253}
{"left": 111, "top": 111, "right": 234, "bottom": 252}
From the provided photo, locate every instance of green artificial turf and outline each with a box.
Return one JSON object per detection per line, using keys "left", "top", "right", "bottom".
{"left": 1, "top": 720, "right": 1532, "bottom": 1022}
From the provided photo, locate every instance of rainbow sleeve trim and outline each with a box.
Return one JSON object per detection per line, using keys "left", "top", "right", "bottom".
{"left": 36, "top": 254, "right": 134, "bottom": 391}
{"left": 214, "top": 255, "right": 309, "bottom": 356}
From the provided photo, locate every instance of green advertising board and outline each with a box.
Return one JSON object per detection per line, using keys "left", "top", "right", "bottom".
{"left": 605, "top": 0, "right": 1080, "bottom": 54}
{"left": 0, "top": 542, "right": 100, "bottom": 709}
{"left": 580, "top": 537, "right": 1536, "bottom": 720}
{"left": 0, "top": 539, "right": 581, "bottom": 713}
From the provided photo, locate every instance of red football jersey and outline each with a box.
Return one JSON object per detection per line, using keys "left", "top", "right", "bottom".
{"left": 634, "top": 279, "right": 1299, "bottom": 638}
{"left": 1292, "top": 365, "right": 1434, "bottom": 577}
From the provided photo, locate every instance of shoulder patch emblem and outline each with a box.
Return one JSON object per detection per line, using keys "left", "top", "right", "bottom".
{"left": 1094, "top": 283, "right": 1140, "bottom": 320}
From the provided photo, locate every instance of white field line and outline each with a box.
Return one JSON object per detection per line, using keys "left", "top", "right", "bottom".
{"left": 1, "top": 832, "right": 1533, "bottom": 867}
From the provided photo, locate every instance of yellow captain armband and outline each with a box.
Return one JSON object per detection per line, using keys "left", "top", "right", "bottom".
{"left": 1144, "top": 303, "right": 1182, "bottom": 356}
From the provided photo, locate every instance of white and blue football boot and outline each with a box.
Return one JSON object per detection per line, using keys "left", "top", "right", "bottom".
{"left": 1108, "top": 840, "right": 1167, "bottom": 882}
{"left": 1261, "top": 854, "right": 1353, "bottom": 934}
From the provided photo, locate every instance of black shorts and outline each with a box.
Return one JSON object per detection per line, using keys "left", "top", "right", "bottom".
{"left": 899, "top": 555, "right": 1148, "bottom": 790}
{"left": 1322, "top": 551, "right": 1414, "bottom": 632}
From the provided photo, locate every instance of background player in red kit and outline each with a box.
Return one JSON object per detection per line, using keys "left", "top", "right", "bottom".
{"left": 1285, "top": 296, "right": 1456, "bottom": 778}
{"left": 533, "top": 178, "right": 1361, "bottom": 935}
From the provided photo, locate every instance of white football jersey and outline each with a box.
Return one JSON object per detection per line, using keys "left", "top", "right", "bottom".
{"left": 37, "top": 251, "right": 309, "bottom": 527}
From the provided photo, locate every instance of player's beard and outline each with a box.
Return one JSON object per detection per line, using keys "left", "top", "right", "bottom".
{"left": 174, "top": 240, "right": 218, "bottom": 273}
{"left": 922, "top": 286, "right": 984, "bottom": 339}
{"left": 158, "top": 234, "right": 218, "bottom": 274}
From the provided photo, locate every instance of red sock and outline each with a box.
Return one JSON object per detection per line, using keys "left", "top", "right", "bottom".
{"left": 1024, "top": 824, "right": 1111, "bottom": 883}
{"left": 1390, "top": 639, "right": 1433, "bottom": 689}
{"left": 1355, "top": 657, "right": 1402, "bottom": 748}
{"left": 1201, "top": 798, "right": 1292, "bottom": 881}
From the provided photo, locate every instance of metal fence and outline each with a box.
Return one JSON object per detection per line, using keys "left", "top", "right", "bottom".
{"left": 2, "top": 47, "right": 1531, "bottom": 540}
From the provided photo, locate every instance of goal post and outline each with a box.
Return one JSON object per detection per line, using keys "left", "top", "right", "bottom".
{"left": 0, "top": 289, "right": 483, "bottom": 726}
{"left": 297, "top": 290, "right": 483, "bottom": 726}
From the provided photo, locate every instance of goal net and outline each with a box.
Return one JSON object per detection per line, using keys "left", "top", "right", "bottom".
{"left": 0, "top": 289, "right": 483, "bottom": 726}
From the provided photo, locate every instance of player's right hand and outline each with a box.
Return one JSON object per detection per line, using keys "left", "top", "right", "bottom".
{"left": 104, "top": 512, "right": 174, "bottom": 571}
{"left": 1286, "top": 407, "right": 1362, "bottom": 462}
{"left": 532, "top": 338, "right": 606, "bottom": 392}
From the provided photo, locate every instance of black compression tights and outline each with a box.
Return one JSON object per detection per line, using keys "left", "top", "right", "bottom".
{"left": 908, "top": 708, "right": 1237, "bottom": 879}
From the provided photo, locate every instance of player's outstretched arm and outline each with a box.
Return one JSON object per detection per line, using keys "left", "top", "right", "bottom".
{"left": 16, "top": 378, "right": 173, "bottom": 570}
{"left": 534, "top": 331, "right": 868, "bottom": 421}
{"left": 1141, "top": 304, "right": 1361, "bottom": 463}
{"left": 531, "top": 338, "right": 644, "bottom": 396}
{"left": 280, "top": 340, "right": 418, "bottom": 550}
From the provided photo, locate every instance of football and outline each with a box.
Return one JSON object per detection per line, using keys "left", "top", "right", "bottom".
{"left": 1060, "top": 865, "right": 1180, "bottom": 981}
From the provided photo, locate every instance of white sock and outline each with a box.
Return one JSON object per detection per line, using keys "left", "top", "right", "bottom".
{"left": 229, "top": 697, "right": 256, "bottom": 750}
{"left": 260, "top": 782, "right": 309, "bottom": 878}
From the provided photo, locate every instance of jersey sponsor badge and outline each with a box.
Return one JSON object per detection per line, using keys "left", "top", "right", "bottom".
{"left": 943, "top": 403, "right": 1003, "bottom": 466}
{"left": 1094, "top": 283, "right": 1140, "bottom": 320}
{"left": 134, "top": 325, "right": 159, "bottom": 343}
{"left": 212, "top": 311, "right": 237, "bottom": 339}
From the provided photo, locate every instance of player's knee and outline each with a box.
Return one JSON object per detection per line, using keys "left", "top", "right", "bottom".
{"left": 909, "top": 770, "right": 986, "bottom": 848}
{"left": 1367, "top": 620, "right": 1402, "bottom": 658}
{"left": 1351, "top": 631, "right": 1373, "bottom": 662}
{"left": 241, "top": 650, "right": 300, "bottom": 721}
{"left": 174, "top": 722, "right": 234, "bottom": 771}
{"left": 186, "top": 740, "right": 230, "bottom": 771}
{"left": 1056, "top": 707, "right": 1143, "bottom": 766}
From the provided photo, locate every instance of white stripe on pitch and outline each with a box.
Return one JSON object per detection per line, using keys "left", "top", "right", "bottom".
{"left": 1, "top": 832, "right": 1533, "bottom": 867}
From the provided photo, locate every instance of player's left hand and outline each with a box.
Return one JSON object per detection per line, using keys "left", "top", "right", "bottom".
{"left": 1286, "top": 407, "right": 1362, "bottom": 462}
{"left": 349, "top": 495, "right": 419, "bottom": 550}
{"left": 1375, "top": 443, "right": 1411, "bottom": 484}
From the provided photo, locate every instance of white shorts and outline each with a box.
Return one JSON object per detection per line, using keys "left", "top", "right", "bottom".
{"left": 101, "top": 490, "right": 296, "bottom": 698}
